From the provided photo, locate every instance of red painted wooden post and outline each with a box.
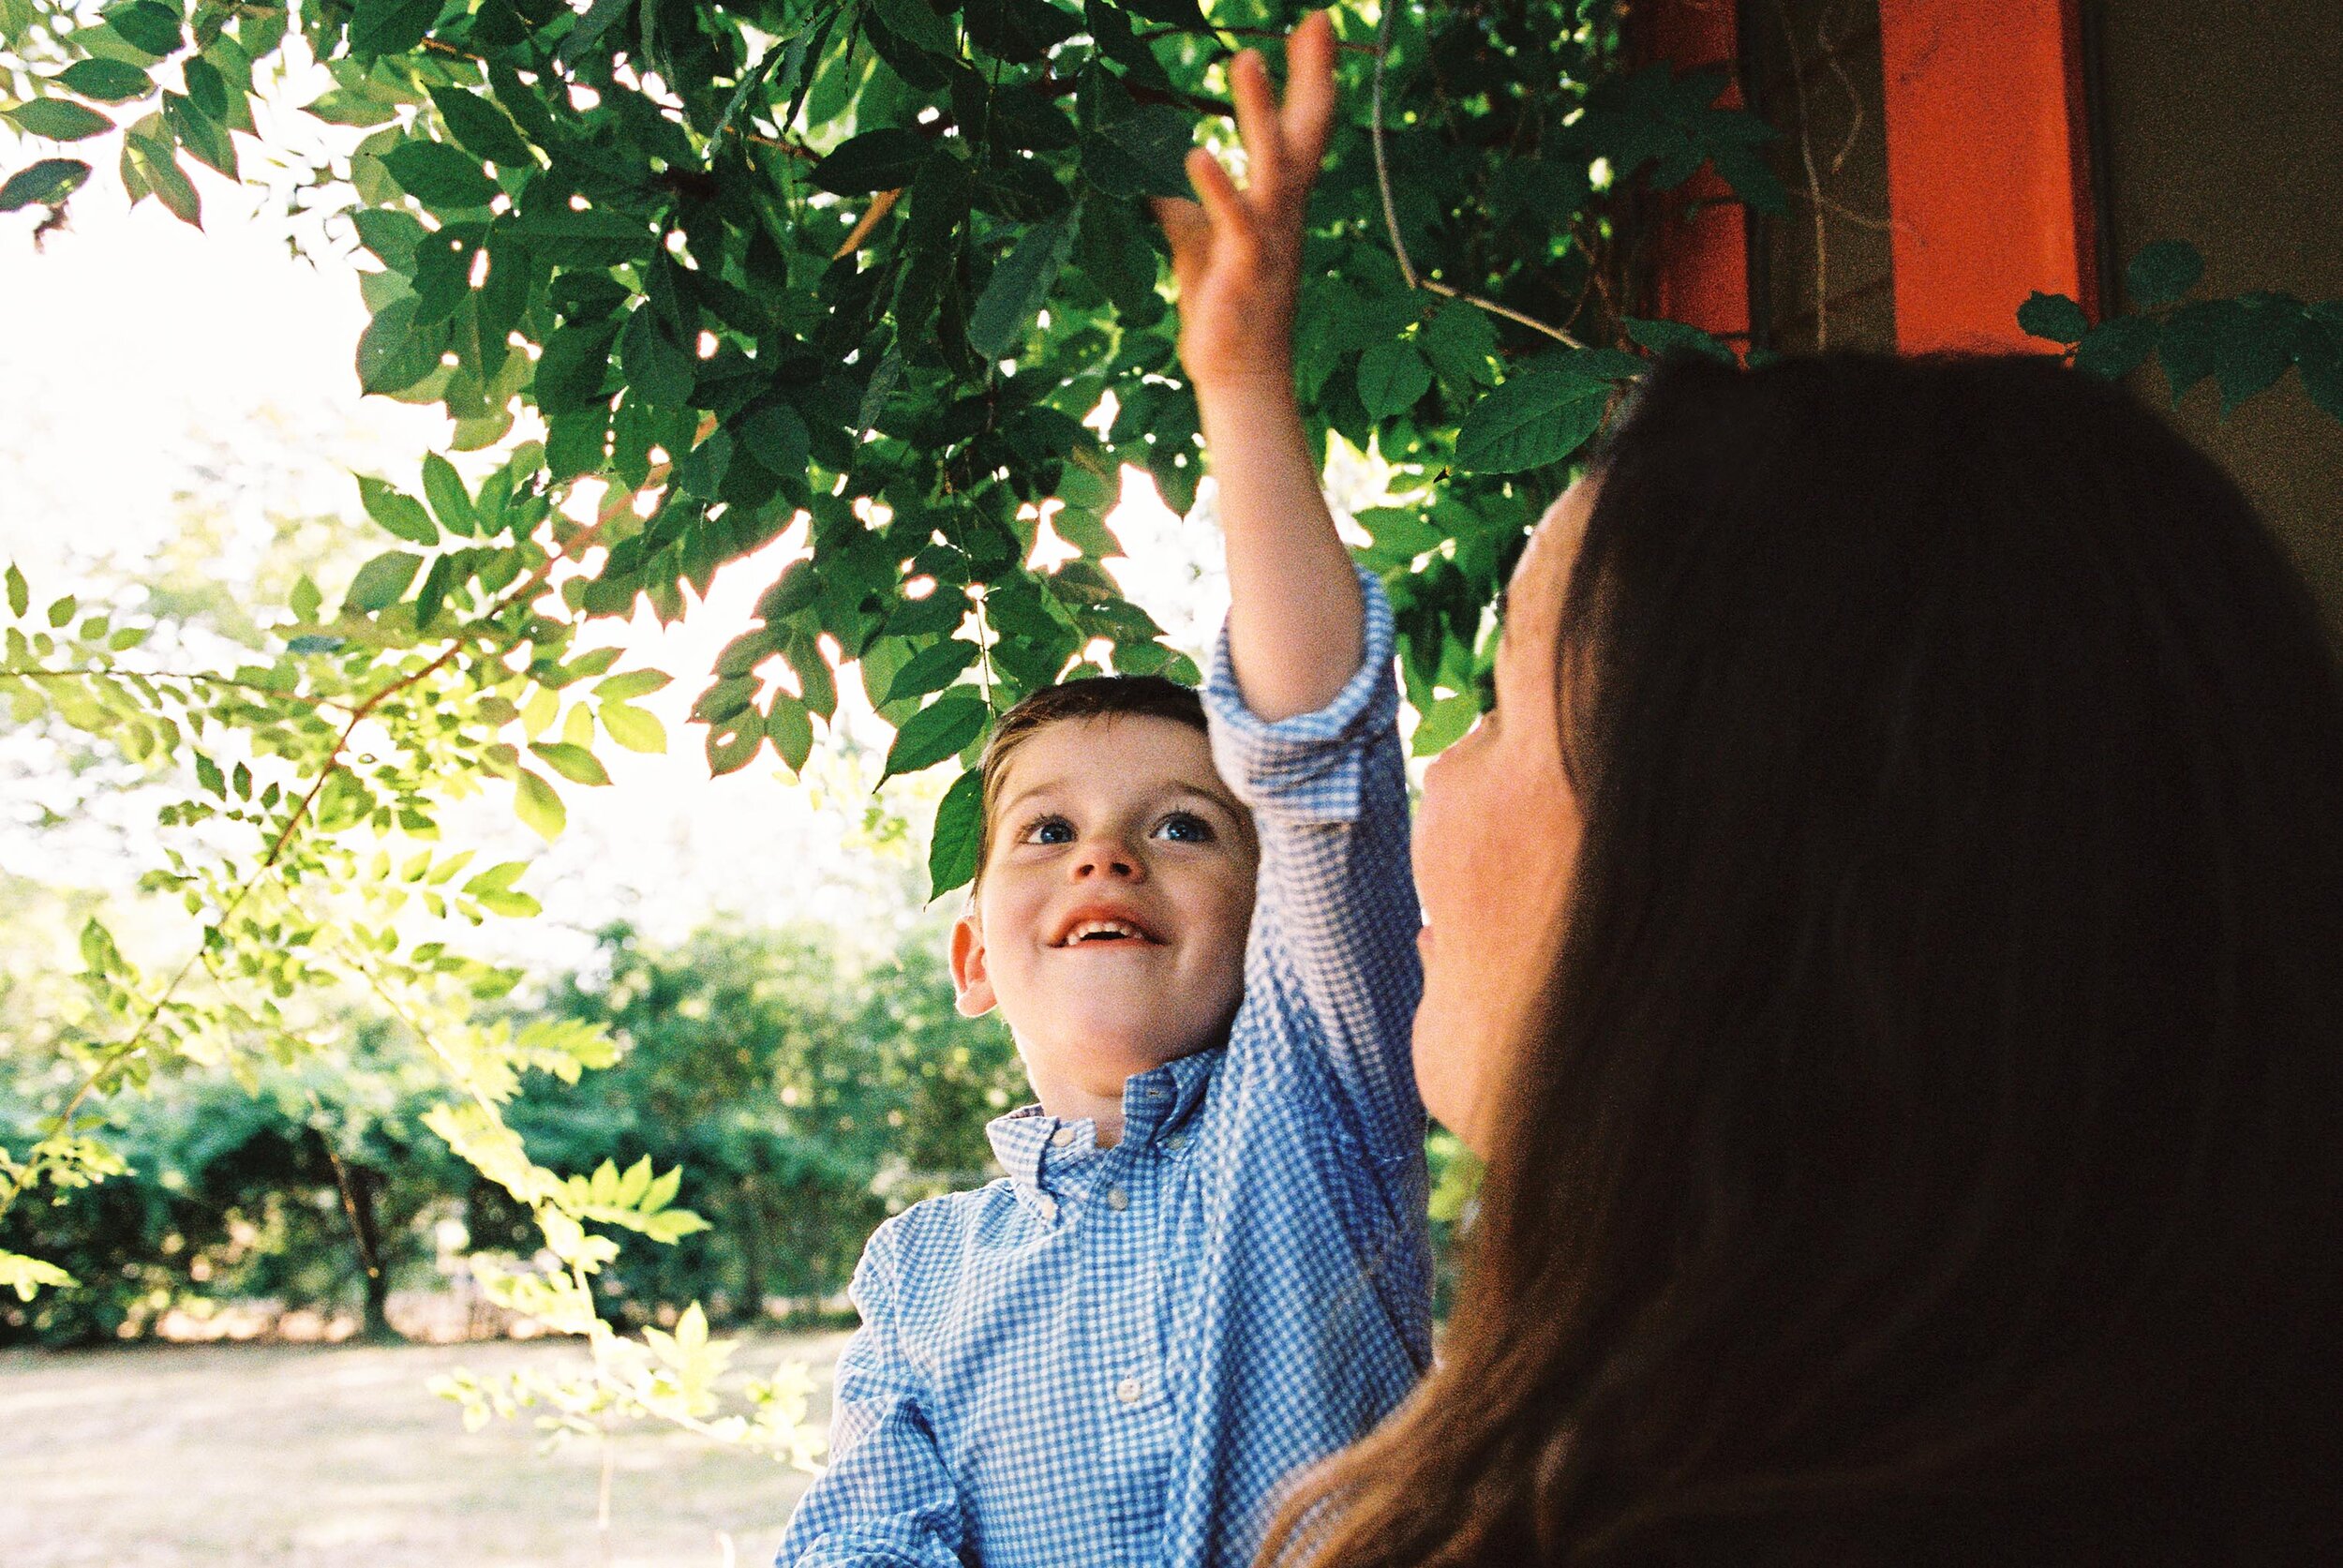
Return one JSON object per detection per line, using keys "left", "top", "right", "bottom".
{"left": 1875, "top": 0, "right": 2099, "bottom": 351}
{"left": 1643, "top": 0, "right": 1754, "bottom": 344}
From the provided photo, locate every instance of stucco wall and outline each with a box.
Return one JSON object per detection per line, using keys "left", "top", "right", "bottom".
{"left": 2089, "top": 0, "right": 2343, "bottom": 627}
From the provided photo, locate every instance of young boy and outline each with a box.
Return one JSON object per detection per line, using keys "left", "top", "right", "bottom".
{"left": 773, "top": 15, "right": 1427, "bottom": 1565}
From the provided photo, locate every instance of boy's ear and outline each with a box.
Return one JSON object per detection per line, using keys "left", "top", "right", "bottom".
{"left": 949, "top": 908, "right": 997, "bottom": 1019}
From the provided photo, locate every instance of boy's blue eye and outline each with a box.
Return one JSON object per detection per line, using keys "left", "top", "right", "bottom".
{"left": 1025, "top": 817, "right": 1074, "bottom": 845}
{"left": 1156, "top": 812, "right": 1213, "bottom": 844}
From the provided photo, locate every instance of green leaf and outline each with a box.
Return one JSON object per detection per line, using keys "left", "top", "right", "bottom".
{"left": 968, "top": 211, "right": 1076, "bottom": 361}
{"left": 1623, "top": 316, "right": 1735, "bottom": 363}
{"left": 689, "top": 675, "right": 757, "bottom": 724}
{"left": 122, "top": 130, "right": 199, "bottom": 226}
{"left": 2211, "top": 294, "right": 2306, "bottom": 415}
{"left": 928, "top": 765, "right": 984, "bottom": 899}
{"left": 620, "top": 306, "right": 697, "bottom": 411}
{"left": 1410, "top": 688, "right": 1481, "bottom": 757}
{"left": 1082, "top": 102, "right": 1194, "bottom": 201}
{"left": 2298, "top": 323, "right": 2343, "bottom": 423}
{"left": 529, "top": 740, "right": 612, "bottom": 785}
{"left": 559, "top": 0, "right": 636, "bottom": 67}
{"left": 348, "top": 0, "right": 440, "bottom": 57}
{"left": 2125, "top": 240, "right": 2203, "bottom": 308}
{"left": 599, "top": 702, "right": 666, "bottom": 753}
{"left": 1420, "top": 300, "right": 1500, "bottom": 387}
{"left": 1454, "top": 366, "right": 1612, "bottom": 473}
{"left": 1355, "top": 340, "right": 1432, "bottom": 421}
{"left": 56, "top": 58, "right": 153, "bottom": 102}
{"left": 0, "top": 1251, "right": 76, "bottom": 1302}
{"left": 741, "top": 402, "right": 810, "bottom": 476}
{"left": 344, "top": 550, "right": 423, "bottom": 612}
{"left": 532, "top": 320, "right": 620, "bottom": 416}
{"left": 786, "top": 634, "right": 837, "bottom": 721}
{"left": 766, "top": 693, "right": 813, "bottom": 772}
{"left": 304, "top": 87, "right": 401, "bottom": 127}
{"left": 382, "top": 138, "right": 496, "bottom": 209}
{"left": 0, "top": 158, "right": 91, "bottom": 212}
{"left": 194, "top": 753, "right": 225, "bottom": 797}
{"left": 4, "top": 99, "right": 115, "bottom": 142}
{"left": 2071, "top": 314, "right": 2158, "bottom": 381}
{"left": 514, "top": 768, "right": 566, "bottom": 841}
{"left": 2016, "top": 291, "right": 2089, "bottom": 346}
{"left": 5, "top": 563, "right": 25, "bottom": 619}
{"left": 705, "top": 711, "right": 763, "bottom": 775}
{"left": 885, "top": 637, "right": 979, "bottom": 703}
{"left": 428, "top": 84, "right": 531, "bottom": 168}
{"left": 166, "top": 92, "right": 237, "bottom": 181}
{"left": 811, "top": 128, "right": 931, "bottom": 195}
{"left": 883, "top": 690, "right": 988, "bottom": 781}
{"left": 421, "top": 454, "right": 481, "bottom": 535}
{"left": 356, "top": 297, "right": 441, "bottom": 396}
{"left": 101, "top": 0, "right": 184, "bottom": 56}
{"left": 593, "top": 668, "right": 671, "bottom": 701}
{"left": 181, "top": 57, "right": 228, "bottom": 120}
{"left": 356, "top": 476, "right": 438, "bottom": 544}
{"left": 871, "top": 0, "right": 956, "bottom": 55}
{"left": 1119, "top": 0, "right": 1209, "bottom": 31}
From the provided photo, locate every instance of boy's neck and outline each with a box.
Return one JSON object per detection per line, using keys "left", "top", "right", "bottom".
{"left": 1032, "top": 1075, "right": 1127, "bottom": 1148}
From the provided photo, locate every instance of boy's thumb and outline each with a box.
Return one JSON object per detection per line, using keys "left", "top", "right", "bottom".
{"left": 1149, "top": 195, "right": 1209, "bottom": 289}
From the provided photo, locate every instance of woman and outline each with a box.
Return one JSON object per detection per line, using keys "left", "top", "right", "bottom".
{"left": 1275, "top": 353, "right": 2343, "bottom": 1564}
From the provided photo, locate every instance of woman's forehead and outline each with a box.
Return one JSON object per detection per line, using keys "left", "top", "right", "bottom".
{"left": 1504, "top": 476, "right": 1597, "bottom": 637}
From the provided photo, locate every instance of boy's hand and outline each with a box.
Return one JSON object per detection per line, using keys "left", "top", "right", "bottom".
{"left": 1151, "top": 10, "right": 1338, "bottom": 397}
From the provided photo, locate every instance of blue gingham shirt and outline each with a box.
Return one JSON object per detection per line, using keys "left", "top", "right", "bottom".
{"left": 775, "top": 569, "right": 1429, "bottom": 1568}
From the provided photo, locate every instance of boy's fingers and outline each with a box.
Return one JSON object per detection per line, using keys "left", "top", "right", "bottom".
{"left": 1184, "top": 146, "right": 1254, "bottom": 257}
{"left": 1279, "top": 9, "right": 1338, "bottom": 182}
{"left": 1228, "top": 48, "right": 1284, "bottom": 193}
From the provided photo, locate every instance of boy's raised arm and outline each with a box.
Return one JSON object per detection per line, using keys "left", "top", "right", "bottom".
{"left": 1153, "top": 10, "right": 1356, "bottom": 722}
{"left": 1154, "top": 15, "right": 1425, "bottom": 1162}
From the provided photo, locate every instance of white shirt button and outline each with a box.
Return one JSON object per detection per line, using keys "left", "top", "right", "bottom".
{"left": 1104, "top": 1185, "right": 1128, "bottom": 1212}
{"left": 1114, "top": 1376, "right": 1142, "bottom": 1404}
{"left": 1035, "top": 1195, "right": 1057, "bottom": 1221}
{"left": 1049, "top": 1127, "right": 1075, "bottom": 1147}
{"left": 1162, "top": 1132, "right": 1187, "bottom": 1151}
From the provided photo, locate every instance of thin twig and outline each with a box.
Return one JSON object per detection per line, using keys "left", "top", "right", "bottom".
{"left": 1816, "top": 0, "right": 1866, "bottom": 177}
{"left": 1367, "top": 0, "right": 1582, "bottom": 348}
{"left": 1772, "top": 0, "right": 1830, "bottom": 349}
{"left": 307, "top": 1089, "right": 384, "bottom": 1291}
{"left": 1137, "top": 22, "right": 1382, "bottom": 54}
{"left": 832, "top": 187, "right": 901, "bottom": 259}
{"left": 0, "top": 668, "right": 347, "bottom": 709}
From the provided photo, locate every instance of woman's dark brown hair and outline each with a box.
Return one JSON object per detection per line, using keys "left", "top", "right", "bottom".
{"left": 1266, "top": 353, "right": 2343, "bottom": 1565}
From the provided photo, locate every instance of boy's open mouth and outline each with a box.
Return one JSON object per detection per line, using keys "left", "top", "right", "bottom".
{"left": 1051, "top": 914, "right": 1164, "bottom": 947}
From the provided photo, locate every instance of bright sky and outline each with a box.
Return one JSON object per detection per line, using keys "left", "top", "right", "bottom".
{"left": 0, "top": 142, "right": 1242, "bottom": 970}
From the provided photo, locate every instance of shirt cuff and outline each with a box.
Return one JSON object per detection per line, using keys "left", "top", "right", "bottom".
{"left": 1201, "top": 564, "right": 1400, "bottom": 826}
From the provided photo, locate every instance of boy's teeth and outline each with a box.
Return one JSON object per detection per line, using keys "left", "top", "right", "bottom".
{"left": 1070, "top": 919, "right": 1141, "bottom": 943}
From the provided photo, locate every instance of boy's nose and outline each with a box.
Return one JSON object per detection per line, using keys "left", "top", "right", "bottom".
{"left": 1070, "top": 839, "right": 1144, "bottom": 881}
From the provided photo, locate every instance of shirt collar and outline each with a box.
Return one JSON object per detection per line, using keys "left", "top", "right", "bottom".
{"left": 985, "top": 1048, "right": 1223, "bottom": 1200}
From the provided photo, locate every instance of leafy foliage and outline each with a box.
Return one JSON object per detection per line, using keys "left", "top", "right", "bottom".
{"left": 2022, "top": 240, "right": 2343, "bottom": 420}
{"left": 6, "top": 0, "right": 1790, "bottom": 901}
{"left": 0, "top": 541, "right": 820, "bottom": 1456}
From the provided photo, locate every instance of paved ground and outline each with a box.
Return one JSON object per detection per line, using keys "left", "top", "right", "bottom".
{"left": 0, "top": 1330, "right": 848, "bottom": 1567}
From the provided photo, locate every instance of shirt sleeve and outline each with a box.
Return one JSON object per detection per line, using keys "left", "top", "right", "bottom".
{"left": 773, "top": 1230, "right": 969, "bottom": 1568}
{"left": 1201, "top": 564, "right": 1426, "bottom": 1160}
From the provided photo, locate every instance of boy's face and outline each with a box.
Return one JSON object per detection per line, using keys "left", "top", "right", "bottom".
{"left": 950, "top": 714, "right": 1259, "bottom": 1106}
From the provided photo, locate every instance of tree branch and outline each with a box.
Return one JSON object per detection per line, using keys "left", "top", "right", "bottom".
{"left": 1367, "top": 1, "right": 1582, "bottom": 349}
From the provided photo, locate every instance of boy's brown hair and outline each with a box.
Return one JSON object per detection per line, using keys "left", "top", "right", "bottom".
{"left": 971, "top": 675, "right": 1216, "bottom": 890}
